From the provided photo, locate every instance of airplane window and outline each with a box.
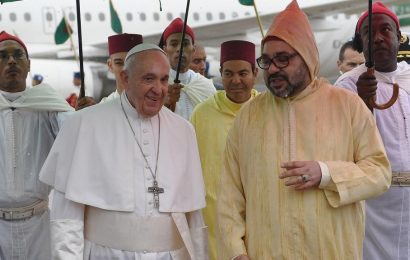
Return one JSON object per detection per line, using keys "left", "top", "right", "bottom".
{"left": 10, "top": 13, "right": 16, "bottom": 22}
{"left": 232, "top": 12, "right": 238, "bottom": 18}
{"left": 24, "top": 13, "right": 31, "bottom": 22}
{"left": 0, "top": 14, "right": 2, "bottom": 21}
{"left": 126, "top": 13, "right": 133, "bottom": 21}
{"left": 69, "top": 12, "right": 75, "bottom": 22}
{"left": 245, "top": 12, "right": 250, "bottom": 16}
{"left": 193, "top": 12, "right": 199, "bottom": 21}
{"left": 206, "top": 12, "right": 213, "bottom": 21}
{"left": 219, "top": 12, "right": 225, "bottom": 20}
{"left": 153, "top": 13, "right": 160, "bottom": 21}
{"left": 46, "top": 12, "right": 52, "bottom": 22}
{"left": 180, "top": 13, "right": 185, "bottom": 19}
{"left": 167, "top": 12, "right": 173, "bottom": 21}
{"left": 99, "top": 13, "right": 106, "bottom": 21}
{"left": 140, "top": 13, "right": 146, "bottom": 21}
{"left": 85, "top": 13, "right": 91, "bottom": 21}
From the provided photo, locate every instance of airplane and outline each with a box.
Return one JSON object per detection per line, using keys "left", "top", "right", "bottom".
{"left": 0, "top": 0, "right": 409, "bottom": 99}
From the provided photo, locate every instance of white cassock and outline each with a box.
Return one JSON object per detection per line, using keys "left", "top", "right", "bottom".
{"left": 169, "top": 69, "right": 216, "bottom": 120}
{"left": 0, "top": 83, "right": 73, "bottom": 259}
{"left": 40, "top": 92, "right": 208, "bottom": 260}
{"left": 336, "top": 61, "right": 410, "bottom": 260}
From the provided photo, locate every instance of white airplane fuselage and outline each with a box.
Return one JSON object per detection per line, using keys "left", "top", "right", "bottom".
{"left": 0, "top": 0, "right": 408, "bottom": 99}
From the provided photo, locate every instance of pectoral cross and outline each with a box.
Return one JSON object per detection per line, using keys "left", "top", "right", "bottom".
{"left": 148, "top": 180, "right": 164, "bottom": 208}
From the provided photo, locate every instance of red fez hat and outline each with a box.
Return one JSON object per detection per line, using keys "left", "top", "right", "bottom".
{"left": 108, "top": 33, "right": 143, "bottom": 55}
{"left": 220, "top": 40, "right": 255, "bottom": 67}
{"left": 0, "top": 31, "right": 28, "bottom": 55}
{"left": 162, "top": 18, "right": 195, "bottom": 45}
{"left": 356, "top": 2, "right": 400, "bottom": 33}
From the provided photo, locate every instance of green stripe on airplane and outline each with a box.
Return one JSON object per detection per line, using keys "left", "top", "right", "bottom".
{"left": 0, "top": 0, "right": 21, "bottom": 4}
{"left": 239, "top": 0, "right": 254, "bottom": 6}
{"left": 400, "top": 17, "right": 410, "bottom": 27}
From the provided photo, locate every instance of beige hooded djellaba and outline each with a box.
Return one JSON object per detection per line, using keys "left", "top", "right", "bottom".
{"left": 216, "top": 1, "right": 391, "bottom": 259}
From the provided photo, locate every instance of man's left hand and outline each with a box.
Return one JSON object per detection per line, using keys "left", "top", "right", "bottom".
{"left": 279, "top": 161, "right": 322, "bottom": 190}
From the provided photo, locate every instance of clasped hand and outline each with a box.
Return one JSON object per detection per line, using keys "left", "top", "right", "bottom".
{"left": 356, "top": 70, "right": 378, "bottom": 109}
{"left": 164, "top": 83, "right": 184, "bottom": 107}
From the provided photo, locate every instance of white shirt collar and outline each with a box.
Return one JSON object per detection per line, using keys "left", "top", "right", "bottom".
{"left": 0, "top": 89, "right": 26, "bottom": 102}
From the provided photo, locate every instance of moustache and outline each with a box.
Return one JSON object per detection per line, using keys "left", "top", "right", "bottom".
{"left": 174, "top": 56, "right": 186, "bottom": 61}
{"left": 268, "top": 73, "right": 288, "bottom": 82}
{"left": 6, "top": 66, "right": 20, "bottom": 74}
{"left": 373, "top": 47, "right": 389, "bottom": 52}
{"left": 228, "top": 85, "right": 245, "bottom": 91}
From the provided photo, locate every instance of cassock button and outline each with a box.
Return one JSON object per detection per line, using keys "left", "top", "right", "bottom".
{"left": 145, "top": 165, "right": 149, "bottom": 169}
{"left": 143, "top": 129, "right": 148, "bottom": 133}
{"left": 143, "top": 140, "right": 149, "bottom": 145}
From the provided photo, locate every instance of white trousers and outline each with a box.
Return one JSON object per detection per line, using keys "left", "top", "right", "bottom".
{"left": 364, "top": 187, "right": 410, "bottom": 260}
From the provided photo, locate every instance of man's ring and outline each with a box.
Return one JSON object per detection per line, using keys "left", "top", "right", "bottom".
{"left": 301, "top": 174, "right": 310, "bottom": 183}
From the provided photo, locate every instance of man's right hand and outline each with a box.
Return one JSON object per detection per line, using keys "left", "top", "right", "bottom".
{"left": 164, "top": 83, "right": 184, "bottom": 111}
{"left": 356, "top": 70, "right": 378, "bottom": 110}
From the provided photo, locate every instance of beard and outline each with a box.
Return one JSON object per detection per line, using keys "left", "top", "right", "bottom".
{"left": 269, "top": 83, "right": 295, "bottom": 98}
{"left": 0, "top": 79, "right": 25, "bottom": 92}
{"left": 265, "top": 73, "right": 303, "bottom": 98}
{"left": 265, "top": 69, "right": 308, "bottom": 98}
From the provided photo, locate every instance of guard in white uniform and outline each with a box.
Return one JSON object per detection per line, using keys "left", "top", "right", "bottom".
{"left": 0, "top": 31, "right": 74, "bottom": 259}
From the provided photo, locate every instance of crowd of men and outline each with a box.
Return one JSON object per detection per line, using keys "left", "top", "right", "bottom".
{"left": 1, "top": 0, "right": 410, "bottom": 259}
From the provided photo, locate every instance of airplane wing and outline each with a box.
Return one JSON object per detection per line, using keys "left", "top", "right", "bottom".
{"left": 142, "top": 0, "right": 409, "bottom": 47}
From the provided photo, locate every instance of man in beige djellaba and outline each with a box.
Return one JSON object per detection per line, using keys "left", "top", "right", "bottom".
{"left": 216, "top": 1, "right": 391, "bottom": 259}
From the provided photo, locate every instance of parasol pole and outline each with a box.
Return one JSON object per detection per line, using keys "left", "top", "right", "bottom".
{"left": 366, "top": 0, "right": 398, "bottom": 110}
{"left": 174, "top": 0, "right": 191, "bottom": 83}
{"left": 168, "top": 0, "right": 191, "bottom": 111}
{"left": 75, "top": 0, "right": 86, "bottom": 98}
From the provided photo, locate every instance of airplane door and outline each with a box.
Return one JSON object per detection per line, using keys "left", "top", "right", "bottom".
{"left": 42, "top": 7, "right": 57, "bottom": 34}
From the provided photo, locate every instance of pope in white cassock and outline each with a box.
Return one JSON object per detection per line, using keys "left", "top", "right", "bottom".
{"left": 40, "top": 43, "right": 208, "bottom": 259}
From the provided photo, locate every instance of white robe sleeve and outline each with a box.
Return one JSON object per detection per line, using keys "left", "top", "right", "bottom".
{"left": 50, "top": 190, "right": 85, "bottom": 260}
{"left": 186, "top": 210, "right": 208, "bottom": 260}
{"left": 56, "top": 111, "right": 74, "bottom": 131}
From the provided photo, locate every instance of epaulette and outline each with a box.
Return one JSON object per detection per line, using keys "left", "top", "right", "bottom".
{"left": 398, "top": 33, "right": 410, "bottom": 63}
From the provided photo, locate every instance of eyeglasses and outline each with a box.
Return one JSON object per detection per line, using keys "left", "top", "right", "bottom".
{"left": 0, "top": 51, "right": 27, "bottom": 62}
{"left": 256, "top": 53, "right": 298, "bottom": 70}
